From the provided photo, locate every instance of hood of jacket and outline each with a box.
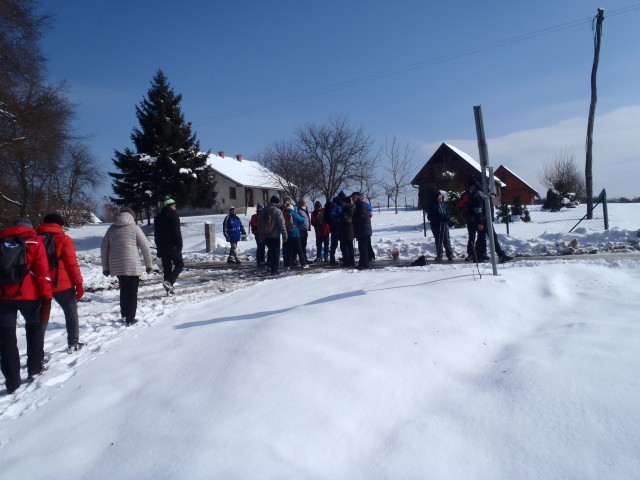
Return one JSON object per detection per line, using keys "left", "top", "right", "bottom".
{"left": 0, "top": 225, "right": 37, "bottom": 240}
{"left": 113, "top": 212, "right": 136, "bottom": 227}
{"left": 36, "top": 222, "right": 65, "bottom": 236}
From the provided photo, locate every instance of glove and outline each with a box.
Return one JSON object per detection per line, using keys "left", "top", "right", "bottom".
{"left": 40, "top": 298, "right": 52, "bottom": 324}
{"left": 146, "top": 267, "right": 154, "bottom": 274}
{"left": 103, "top": 270, "right": 110, "bottom": 277}
{"left": 75, "top": 284, "right": 84, "bottom": 300}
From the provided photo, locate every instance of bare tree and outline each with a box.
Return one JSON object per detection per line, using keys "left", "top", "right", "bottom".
{"left": 256, "top": 139, "right": 312, "bottom": 201}
{"left": 539, "top": 148, "right": 585, "bottom": 199}
{"left": 297, "top": 116, "right": 375, "bottom": 202}
{"left": 380, "top": 136, "right": 414, "bottom": 213}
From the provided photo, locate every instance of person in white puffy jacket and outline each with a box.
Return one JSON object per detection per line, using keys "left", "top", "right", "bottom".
{"left": 101, "top": 207, "right": 153, "bottom": 326}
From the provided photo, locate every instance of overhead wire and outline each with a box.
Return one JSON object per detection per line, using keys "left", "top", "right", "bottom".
{"left": 193, "top": 3, "right": 640, "bottom": 126}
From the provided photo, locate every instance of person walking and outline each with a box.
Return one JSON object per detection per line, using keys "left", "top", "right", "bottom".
{"left": 427, "top": 192, "right": 454, "bottom": 262}
{"left": 351, "top": 191, "right": 373, "bottom": 269}
{"left": 325, "top": 191, "right": 344, "bottom": 265}
{"left": 223, "top": 207, "right": 246, "bottom": 264}
{"left": 250, "top": 203, "right": 266, "bottom": 267}
{"left": 101, "top": 207, "right": 153, "bottom": 326}
{"left": 154, "top": 197, "right": 184, "bottom": 295}
{"left": 258, "top": 196, "right": 288, "bottom": 275}
{"left": 311, "top": 201, "right": 330, "bottom": 262}
{"left": 0, "top": 218, "right": 52, "bottom": 393}
{"left": 36, "top": 213, "right": 86, "bottom": 352}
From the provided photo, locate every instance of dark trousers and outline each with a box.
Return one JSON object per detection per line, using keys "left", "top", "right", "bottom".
{"left": 299, "top": 230, "right": 309, "bottom": 263}
{"left": 286, "top": 237, "right": 307, "bottom": 267}
{"left": 265, "top": 237, "right": 281, "bottom": 274}
{"left": 431, "top": 224, "right": 453, "bottom": 259}
{"left": 356, "top": 236, "right": 371, "bottom": 268}
{"left": 53, "top": 287, "right": 80, "bottom": 346}
{"left": 161, "top": 247, "right": 184, "bottom": 285}
{"left": 329, "top": 229, "right": 339, "bottom": 262}
{"left": 255, "top": 239, "right": 266, "bottom": 265}
{"left": 117, "top": 276, "right": 140, "bottom": 322}
{"left": 0, "top": 299, "right": 44, "bottom": 389}
{"left": 466, "top": 223, "right": 477, "bottom": 256}
{"left": 315, "top": 235, "right": 329, "bottom": 260}
{"left": 476, "top": 227, "right": 505, "bottom": 258}
{"left": 340, "top": 240, "right": 355, "bottom": 267}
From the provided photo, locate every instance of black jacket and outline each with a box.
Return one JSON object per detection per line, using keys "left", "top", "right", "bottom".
{"left": 352, "top": 199, "right": 372, "bottom": 238}
{"left": 154, "top": 206, "right": 183, "bottom": 256}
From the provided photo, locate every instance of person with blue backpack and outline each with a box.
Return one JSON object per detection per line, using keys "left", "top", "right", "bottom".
{"left": 223, "top": 206, "right": 246, "bottom": 264}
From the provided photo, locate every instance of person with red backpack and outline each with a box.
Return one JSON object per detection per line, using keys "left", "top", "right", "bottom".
{"left": 0, "top": 217, "right": 53, "bottom": 394}
{"left": 311, "top": 201, "right": 330, "bottom": 262}
{"left": 36, "top": 213, "right": 85, "bottom": 353}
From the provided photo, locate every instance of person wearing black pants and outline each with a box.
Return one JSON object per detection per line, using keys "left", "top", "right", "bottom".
{"left": 351, "top": 192, "right": 373, "bottom": 269}
{"left": 258, "top": 196, "right": 289, "bottom": 275}
{"left": 116, "top": 276, "right": 140, "bottom": 323}
{"left": 154, "top": 197, "right": 184, "bottom": 294}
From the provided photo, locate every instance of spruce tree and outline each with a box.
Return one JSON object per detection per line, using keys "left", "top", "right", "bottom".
{"left": 110, "top": 70, "right": 216, "bottom": 214}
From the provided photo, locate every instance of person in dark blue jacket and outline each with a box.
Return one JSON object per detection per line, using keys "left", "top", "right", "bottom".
{"left": 427, "top": 192, "right": 453, "bottom": 262}
{"left": 223, "top": 207, "right": 246, "bottom": 264}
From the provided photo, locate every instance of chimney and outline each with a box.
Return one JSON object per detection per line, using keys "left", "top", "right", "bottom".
{"left": 236, "top": 154, "right": 242, "bottom": 162}
{"left": 218, "top": 151, "right": 225, "bottom": 158}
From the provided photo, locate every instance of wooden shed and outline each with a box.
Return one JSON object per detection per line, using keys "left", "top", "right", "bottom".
{"left": 410, "top": 142, "right": 503, "bottom": 209}
{"left": 494, "top": 165, "right": 540, "bottom": 205}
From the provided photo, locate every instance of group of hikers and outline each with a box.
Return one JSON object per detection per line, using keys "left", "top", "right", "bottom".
{"left": 1, "top": 180, "right": 510, "bottom": 394}
{"left": 248, "top": 191, "right": 374, "bottom": 276}
{"left": 428, "top": 177, "right": 513, "bottom": 263}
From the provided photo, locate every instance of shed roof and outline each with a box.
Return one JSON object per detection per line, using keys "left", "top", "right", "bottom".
{"left": 206, "top": 153, "right": 283, "bottom": 189}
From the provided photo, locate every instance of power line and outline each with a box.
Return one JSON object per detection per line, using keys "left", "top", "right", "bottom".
{"left": 193, "top": 4, "right": 640, "bottom": 126}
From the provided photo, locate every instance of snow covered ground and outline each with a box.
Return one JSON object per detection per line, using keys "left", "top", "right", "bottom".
{"left": 0, "top": 204, "right": 639, "bottom": 479}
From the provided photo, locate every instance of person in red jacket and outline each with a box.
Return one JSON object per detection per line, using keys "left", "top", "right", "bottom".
{"left": 0, "top": 217, "right": 52, "bottom": 394}
{"left": 37, "top": 213, "right": 85, "bottom": 353}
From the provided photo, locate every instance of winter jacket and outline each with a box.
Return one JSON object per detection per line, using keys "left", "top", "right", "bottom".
{"left": 36, "top": 223, "right": 84, "bottom": 293}
{"left": 101, "top": 212, "right": 153, "bottom": 276}
{"left": 250, "top": 213, "right": 259, "bottom": 236}
{"left": 154, "top": 206, "right": 183, "bottom": 257}
{"left": 258, "top": 203, "right": 287, "bottom": 243}
{"left": 296, "top": 206, "right": 311, "bottom": 231}
{"left": 427, "top": 194, "right": 451, "bottom": 228}
{"left": 338, "top": 204, "right": 354, "bottom": 243}
{"left": 0, "top": 226, "right": 52, "bottom": 300}
{"left": 223, "top": 214, "right": 246, "bottom": 242}
{"left": 283, "top": 207, "right": 306, "bottom": 238}
{"left": 311, "top": 208, "right": 331, "bottom": 236}
{"left": 325, "top": 198, "right": 342, "bottom": 233}
{"left": 352, "top": 199, "right": 373, "bottom": 238}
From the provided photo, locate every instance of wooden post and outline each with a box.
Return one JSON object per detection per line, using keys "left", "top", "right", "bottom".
{"left": 586, "top": 8, "right": 605, "bottom": 219}
{"left": 205, "top": 222, "right": 215, "bottom": 253}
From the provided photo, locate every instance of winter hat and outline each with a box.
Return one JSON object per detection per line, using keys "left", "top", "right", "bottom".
{"left": 163, "top": 197, "right": 176, "bottom": 206}
{"left": 269, "top": 195, "right": 280, "bottom": 204}
{"left": 121, "top": 207, "right": 135, "bottom": 217}
{"left": 338, "top": 191, "right": 346, "bottom": 198}
{"left": 351, "top": 191, "right": 361, "bottom": 197}
{"left": 314, "top": 201, "right": 322, "bottom": 208}
{"left": 43, "top": 213, "right": 65, "bottom": 226}
{"left": 468, "top": 177, "right": 479, "bottom": 187}
{"left": 12, "top": 217, "right": 33, "bottom": 228}
{"left": 257, "top": 203, "right": 264, "bottom": 210}
{"left": 229, "top": 206, "right": 236, "bottom": 212}
{"left": 341, "top": 196, "right": 351, "bottom": 204}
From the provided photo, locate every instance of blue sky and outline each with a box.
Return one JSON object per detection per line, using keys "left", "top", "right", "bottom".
{"left": 42, "top": 0, "right": 640, "bottom": 201}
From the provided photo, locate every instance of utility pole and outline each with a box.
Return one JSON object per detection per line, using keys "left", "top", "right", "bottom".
{"left": 586, "top": 7, "right": 604, "bottom": 219}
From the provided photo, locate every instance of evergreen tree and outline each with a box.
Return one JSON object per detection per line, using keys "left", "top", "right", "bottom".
{"left": 110, "top": 70, "right": 216, "bottom": 214}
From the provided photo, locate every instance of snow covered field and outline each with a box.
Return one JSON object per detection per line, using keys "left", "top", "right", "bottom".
{"left": 1, "top": 204, "right": 639, "bottom": 479}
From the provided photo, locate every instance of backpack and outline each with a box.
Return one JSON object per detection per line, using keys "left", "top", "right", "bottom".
{"left": 38, "top": 232, "right": 60, "bottom": 287}
{"left": 260, "top": 209, "right": 276, "bottom": 235}
{"left": 0, "top": 236, "right": 28, "bottom": 297}
{"left": 316, "top": 210, "right": 324, "bottom": 224}
{"left": 456, "top": 192, "right": 471, "bottom": 216}
{"left": 283, "top": 209, "right": 295, "bottom": 232}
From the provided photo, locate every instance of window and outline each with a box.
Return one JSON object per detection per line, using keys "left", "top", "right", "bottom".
{"left": 229, "top": 187, "right": 237, "bottom": 200}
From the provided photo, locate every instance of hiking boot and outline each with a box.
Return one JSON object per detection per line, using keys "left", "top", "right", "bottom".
{"left": 163, "top": 280, "right": 174, "bottom": 295}
{"left": 302, "top": 264, "right": 310, "bottom": 269}
{"left": 125, "top": 319, "right": 138, "bottom": 327}
{"left": 477, "top": 255, "right": 490, "bottom": 261}
{"left": 464, "top": 255, "right": 475, "bottom": 262}
{"left": 67, "top": 342, "right": 85, "bottom": 354}
{"left": 447, "top": 256, "right": 454, "bottom": 262}
{"left": 227, "top": 257, "right": 235, "bottom": 264}
{"left": 499, "top": 254, "right": 513, "bottom": 262}
{"left": 7, "top": 384, "right": 19, "bottom": 395}
{"left": 435, "top": 257, "right": 442, "bottom": 263}
{"left": 28, "top": 362, "right": 47, "bottom": 380}
{"left": 235, "top": 258, "right": 241, "bottom": 264}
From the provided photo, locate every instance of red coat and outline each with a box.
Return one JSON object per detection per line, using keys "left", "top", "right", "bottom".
{"left": 36, "top": 223, "right": 84, "bottom": 293}
{"left": 311, "top": 208, "right": 331, "bottom": 236}
{"left": 0, "top": 226, "right": 52, "bottom": 300}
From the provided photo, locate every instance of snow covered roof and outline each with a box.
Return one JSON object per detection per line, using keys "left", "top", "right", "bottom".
{"left": 495, "top": 164, "right": 540, "bottom": 197}
{"left": 444, "top": 143, "right": 505, "bottom": 187}
{"left": 206, "top": 153, "right": 283, "bottom": 189}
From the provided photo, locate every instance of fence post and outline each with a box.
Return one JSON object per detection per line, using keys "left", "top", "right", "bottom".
{"left": 205, "top": 222, "right": 215, "bottom": 253}
{"left": 601, "top": 189, "right": 609, "bottom": 230}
